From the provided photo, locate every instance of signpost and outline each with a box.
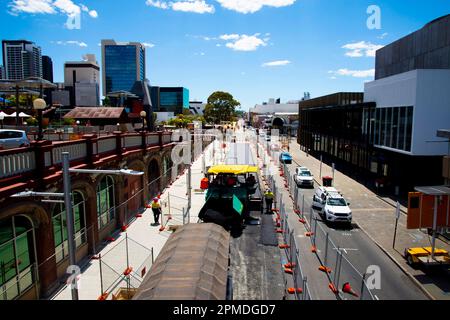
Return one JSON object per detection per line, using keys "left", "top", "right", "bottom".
{"left": 393, "top": 201, "right": 400, "bottom": 249}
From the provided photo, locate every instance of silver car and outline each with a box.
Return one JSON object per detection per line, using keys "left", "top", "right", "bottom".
{"left": 0, "top": 130, "right": 31, "bottom": 150}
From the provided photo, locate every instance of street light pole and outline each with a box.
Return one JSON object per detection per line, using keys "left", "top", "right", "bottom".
{"left": 62, "top": 152, "right": 79, "bottom": 300}
{"left": 33, "top": 98, "right": 46, "bottom": 141}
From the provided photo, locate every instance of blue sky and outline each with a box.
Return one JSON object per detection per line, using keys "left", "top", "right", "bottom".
{"left": 1, "top": 0, "right": 449, "bottom": 110}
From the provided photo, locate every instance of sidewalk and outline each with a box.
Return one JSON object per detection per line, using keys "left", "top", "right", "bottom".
{"left": 289, "top": 141, "right": 450, "bottom": 300}
{"left": 51, "top": 142, "right": 215, "bottom": 300}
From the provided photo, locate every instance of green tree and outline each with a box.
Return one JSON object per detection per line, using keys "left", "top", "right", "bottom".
{"left": 204, "top": 91, "right": 240, "bottom": 124}
{"left": 102, "top": 96, "right": 111, "bottom": 106}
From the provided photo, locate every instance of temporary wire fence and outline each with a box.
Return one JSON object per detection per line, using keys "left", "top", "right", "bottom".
{"left": 277, "top": 192, "right": 313, "bottom": 300}
{"left": 280, "top": 157, "right": 376, "bottom": 300}
{"left": 309, "top": 210, "right": 375, "bottom": 300}
{"left": 97, "top": 233, "right": 154, "bottom": 300}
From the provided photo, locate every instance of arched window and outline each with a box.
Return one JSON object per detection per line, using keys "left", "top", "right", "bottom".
{"left": 52, "top": 191, "right": 87, "bottom": 264}
{"left": 0, "top": 215, "right": 36, "bottom": 300}
{"left": 97, "top": 176, "right": 115, "bottom": 229}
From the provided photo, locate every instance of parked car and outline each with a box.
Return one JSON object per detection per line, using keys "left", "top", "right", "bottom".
{"left": 279, "top": 152, "right": 292, "bottom": 164}
{"left": 312, "top": 186, "right": 352, "bottom": 224}
{"left": 294, "top": 167, "right": 314, "bottom": 188}
{"left": 0, "top": 130, "right": 30, "bottom": 150}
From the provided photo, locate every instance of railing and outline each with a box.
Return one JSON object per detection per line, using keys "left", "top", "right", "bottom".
{"left": 0, "top": 149, "right": 36, "bottom": 179}
{"left": 146, "top": 134, "right": 159, "bottom": 146}
{"left": 52, "top": 141, "right": 87, "bottom": 165}
{"left": 0, "top": 131, "right": 175, "bottom": 192}
{"left": 123, "top": 134, "right": 142, "bottom": 149}
{"left": 162, "top": 133, "right": 172, "bottom": 145}
{"left": 97, "top": 137, "right": 117, "bottom": 155}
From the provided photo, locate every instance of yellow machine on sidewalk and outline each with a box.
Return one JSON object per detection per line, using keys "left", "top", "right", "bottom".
{"left": 405, "top": 186, "right": 450, "bottom": 267}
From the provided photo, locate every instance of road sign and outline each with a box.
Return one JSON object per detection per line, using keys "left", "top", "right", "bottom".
{"left": 233, "top": 195, "right": 244, "bottom": 216}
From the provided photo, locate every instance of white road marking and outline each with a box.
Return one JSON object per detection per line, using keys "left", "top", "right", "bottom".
{"left": 333, "top": 248, "right": 359, "bottom": 254}
{"left": 374, "top": 295, "right": 379, "bottom": 300}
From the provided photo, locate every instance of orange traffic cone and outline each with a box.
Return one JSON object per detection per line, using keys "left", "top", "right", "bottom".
{"left": 342, "top": 282, "right": 359, "bottom": 297}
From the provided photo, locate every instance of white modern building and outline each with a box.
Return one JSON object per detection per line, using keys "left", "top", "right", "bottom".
{"left": 249, "top": 101, "right": 299, "bottom": 129}
{"left": 64, "top": 54, "right": 100, "bottom": 106}
{"left": 364, "top": 69, "right": 450, "bottom": 156}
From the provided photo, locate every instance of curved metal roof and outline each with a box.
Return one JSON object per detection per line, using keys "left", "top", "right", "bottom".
{"left": 133, "top": 223, "right": 230, "bottom": 300}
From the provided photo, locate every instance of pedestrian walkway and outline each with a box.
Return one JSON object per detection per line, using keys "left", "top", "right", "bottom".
{"left": 51, "top": 141, "right": 216, "bottom": 300}
{"left": 288, "top": 141, "right": 450, "bottom": 300}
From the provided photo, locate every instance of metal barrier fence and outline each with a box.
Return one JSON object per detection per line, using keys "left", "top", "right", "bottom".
{"left": 308, "top": 208, "right": 375, "bottom": 300}
{"left": 281, "top": 156, "right": 376, "bottom": 300}
{"left": 98, "top": 233, "right": 154, "bottom": 300}
{"left": 278, "top": 193, "right": 313, "bottom": 300}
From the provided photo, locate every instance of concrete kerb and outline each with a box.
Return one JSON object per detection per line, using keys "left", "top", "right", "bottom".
{"left": 354, "top": 220, "right": 435, "bottom": 300}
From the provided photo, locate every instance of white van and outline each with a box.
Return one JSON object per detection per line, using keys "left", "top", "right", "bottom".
{"left": 312, "top": 187, "right": 352, "bottom": 224}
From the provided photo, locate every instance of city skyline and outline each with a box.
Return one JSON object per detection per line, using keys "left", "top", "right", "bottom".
{"left": 1, "top": 0, "right": 449, "bottom": 110}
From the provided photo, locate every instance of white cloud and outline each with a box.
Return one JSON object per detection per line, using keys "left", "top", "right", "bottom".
{"left": 342, "top": 41, "right": 384, "bottom": 58}
{"left": 216, "top": 0, "right": 296, "bottom": 14}
{"left": 54, "top": 40, "right": 88, "bottom": 47}
{"left": 330, "top": 68, "right": 375, "bottom": 78}
{"left": 220, "top": 33, "right": 268, "bottom": 51}
{"left": 9, "top": 0, "right": 98, "bottom": 18}
{"left": 219, "top": 34, "right": 240, "bottom": 41}
{"left": 262, "top": 60, "right": 291, "bottom": 67}
{"left": 9, "top": 0, "right": 56, "bottom": 14}
{"left": 143, "top": 42, "right": 155, "bottom": 48}
{"left": 146, "top": 0, "right": 214, "bottom": 13}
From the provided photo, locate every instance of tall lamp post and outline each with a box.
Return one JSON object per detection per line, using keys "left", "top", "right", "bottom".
{"left": 12, "top": 152, "right": 144, "bottom": 300}
{"left": 140, "top": 111, "right": 147, "bottom": 132}
{"left": 33, "top": 98, "right": 46, "bottom": 141}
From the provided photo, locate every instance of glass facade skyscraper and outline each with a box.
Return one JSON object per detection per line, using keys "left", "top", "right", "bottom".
{"left": 158, "top": 87, "right": 190, "bottom": 114}
{"left": 101, "top": 40, "right": 146, "bottom": 96}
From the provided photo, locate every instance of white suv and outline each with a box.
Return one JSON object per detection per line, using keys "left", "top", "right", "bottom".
{"left": 312, "top": 187, "right": 352, "bottom": 224}
{"left": 294, "top": 167, "right": 314, "bottom": 188}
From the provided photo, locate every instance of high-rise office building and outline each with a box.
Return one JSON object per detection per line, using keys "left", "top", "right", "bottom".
{"left": 101, "top": 40, "right": 146, "bottom": 96}
{"left": 42, "top": 55, "right": 53, "bottom": 83}
{"left": 151, "top": 87, "right": 189, "bottom": 115}
{"left": 0, "top": 65, "right": 4, "bottom": 79}
{"left": 64, "top": 54, "right": 100, "bottom": 106}
{"left": 2, "top": 40, "right": 42, "bottom": 80}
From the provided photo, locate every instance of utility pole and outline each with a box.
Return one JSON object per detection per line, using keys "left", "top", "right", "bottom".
{"left": 62, "top": 152, "right": 79, "bottom": 301}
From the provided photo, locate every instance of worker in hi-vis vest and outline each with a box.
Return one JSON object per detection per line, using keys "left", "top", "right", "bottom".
{"left": 151, "top": 197, "right": 162, "bottom": 225}
{"left": 264, "top": 189, "right": 274, "bottom": 214}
